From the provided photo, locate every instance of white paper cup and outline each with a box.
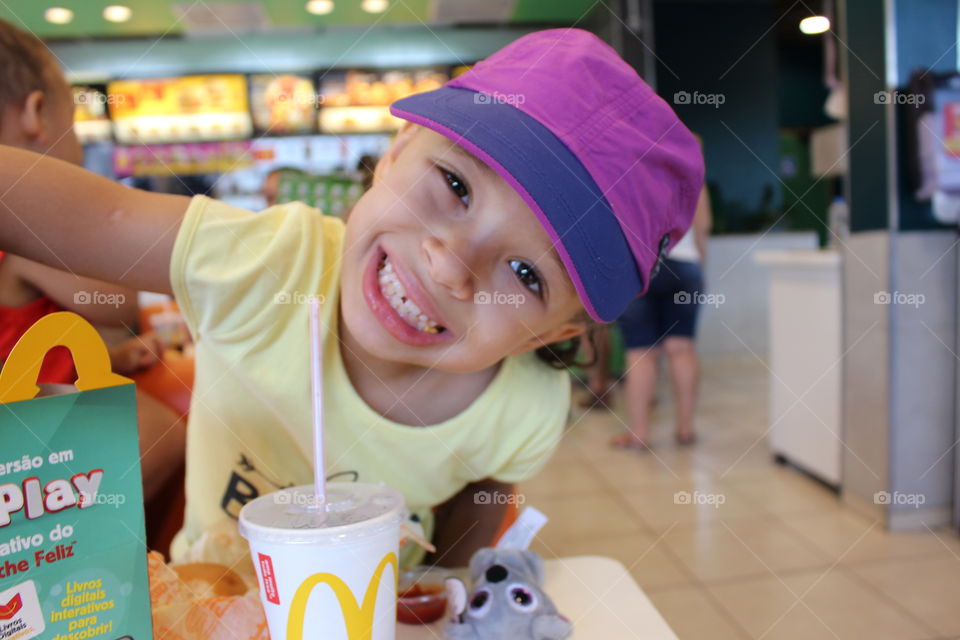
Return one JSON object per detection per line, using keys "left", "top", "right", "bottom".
{"left": 238, "top": 482, "right": 405, "bottom": 640}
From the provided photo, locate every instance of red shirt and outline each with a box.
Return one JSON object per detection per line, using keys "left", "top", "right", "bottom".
{"left": 0, "top": 251, "right": 78, "bottom": 384}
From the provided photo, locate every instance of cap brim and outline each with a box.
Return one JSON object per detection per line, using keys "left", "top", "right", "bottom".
{"left": 390, "top": 87, "right": 641, "bottom": 323}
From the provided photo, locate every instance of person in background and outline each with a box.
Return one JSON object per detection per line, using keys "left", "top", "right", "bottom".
{"left": 0, "top": 19, "right": 184, "bottom": 500}
{"left": 260, "top": 166, "right": 306, "bottom": 207}
{"left": 611, "top": 186, "right": 712, "bottom": 450}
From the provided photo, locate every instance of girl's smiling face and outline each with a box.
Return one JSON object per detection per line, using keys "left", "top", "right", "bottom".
{"left": 340, "top": 124, "right": 586, "bottom": 374}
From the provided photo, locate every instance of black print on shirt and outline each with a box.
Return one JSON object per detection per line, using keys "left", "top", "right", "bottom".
{"left": 219, "top": 454, "right": 361, "bottom": 520}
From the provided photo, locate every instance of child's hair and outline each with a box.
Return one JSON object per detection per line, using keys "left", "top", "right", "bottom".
{"left": 0, "top": 20, "right": 55, "bottom": 113}
{"left": 535, "top": 313, "right": 598, "bottom": 370}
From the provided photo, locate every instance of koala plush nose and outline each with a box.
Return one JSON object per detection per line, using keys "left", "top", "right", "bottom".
{"left": 485, "top": 564, "right": 508, "bottom": 583}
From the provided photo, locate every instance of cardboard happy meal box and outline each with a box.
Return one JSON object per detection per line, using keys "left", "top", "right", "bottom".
{"left": 0, "top": 312, "right": 152, "bottom": 640}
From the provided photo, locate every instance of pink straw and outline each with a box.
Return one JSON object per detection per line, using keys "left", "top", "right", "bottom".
{"left": 309, "top": 297, "right": 327, "bottom": 520}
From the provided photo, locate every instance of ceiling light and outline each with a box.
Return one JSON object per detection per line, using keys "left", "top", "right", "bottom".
{"left": 361, "top": 0, "right": 388, "bottom": 14}
{"left": 305, "top": 0, "right": 334, "bottom": 15}
{"left": 103, "top": 5, "right": 132, "bottom": 22}
{"left": 44, "top": 7, "right": 74, "bottom": 24}
{"left": 799, "top": 16, "right": 830, "bottom": 35}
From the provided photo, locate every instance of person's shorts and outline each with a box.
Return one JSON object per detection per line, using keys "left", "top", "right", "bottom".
{"left": 616, "top": 258, "right": 704, "bottom": 349}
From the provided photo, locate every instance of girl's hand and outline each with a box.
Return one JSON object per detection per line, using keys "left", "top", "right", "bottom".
{"left": 109, "top": 332, "right": 164, "bottom": 375}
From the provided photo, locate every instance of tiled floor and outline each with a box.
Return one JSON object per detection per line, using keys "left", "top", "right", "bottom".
{"left": 520, "top": 354, "right": 960, "bottom": 640}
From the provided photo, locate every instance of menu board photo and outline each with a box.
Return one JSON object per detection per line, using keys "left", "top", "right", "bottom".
{"left": 318, "top": 68, "right": 447, "bottom": 134}
{"left": 249, "top": 74, "right": 319, "bottom": 135}
{"left": 72, "top": 86, "right": 113, "bottom": 144}
{"left": 108, "top": 74, "right": 253, "bottom": 144}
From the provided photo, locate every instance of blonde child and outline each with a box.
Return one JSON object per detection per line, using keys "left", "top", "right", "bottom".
{"left": 0, "top": 28, "right": 703, "bottom": 567}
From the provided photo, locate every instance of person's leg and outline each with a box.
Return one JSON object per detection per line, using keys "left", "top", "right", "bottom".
{"left": 134, "top": 390, "right": 186, "bottom": 501}
{"left": 662, "top": 337, "right": 698, "bottom": 444}
{"left": 660, "top": 258, "right": 703, "bottom": 445}
{"left": 611, "top": 346, "right": 659, "bottom": 448}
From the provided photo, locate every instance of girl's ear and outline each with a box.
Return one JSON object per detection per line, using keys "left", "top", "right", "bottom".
{"left": 509, "top": 321, "right": 586, "bottom": 357}
{"left": 373, "top": 122, "right": 419, "bottom": 184}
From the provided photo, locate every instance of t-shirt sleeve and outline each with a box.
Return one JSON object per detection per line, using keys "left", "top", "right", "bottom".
{"left": 490, "top": 363, "right": 571, "bottom": 484}
{"left": 170, "top": 195, "right": 338, "bottom": 342}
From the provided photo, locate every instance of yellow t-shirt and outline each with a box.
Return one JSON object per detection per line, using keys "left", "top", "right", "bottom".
{"left": 168, "top": 196, "right": 570, "bottom": 565}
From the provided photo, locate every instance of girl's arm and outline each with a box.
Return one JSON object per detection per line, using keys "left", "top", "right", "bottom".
{"left": 427, "top": 478, "right": 512, "bottom": 567}
{"left": 0, "top": 145, "right": 191, "bottom": 294}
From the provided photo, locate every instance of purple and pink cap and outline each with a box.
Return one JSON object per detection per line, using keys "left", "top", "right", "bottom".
{"left": 390, "top": 28, "right": 704, "bottom": 323}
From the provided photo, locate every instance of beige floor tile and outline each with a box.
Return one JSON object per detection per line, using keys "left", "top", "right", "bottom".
{"left": 850, "top": 555, "right": 960, "bottom": 636}
{"left": 709, "top": 567, "right": 931, "bottom": 639}
{"left": 779, "top": 510, "right": 960, "bottom": 565}
{"left": 661, "top": 517, "right": 829, "bottom": 583}
{"left": 613, "top": 475, "right": 762, "bottom": 532}
{"left": 646, "top": 585, "right": 746, "bottom": 640}
{"left": 531, "top": 531, "right": 694, "bottom": 591}
{"left": 520, "top": 457, "right": 609, "bottom": 500}
{"left": 691, "top": 435, "right": 787, "bottom": 475}
{"left": 722, "top": 467, "right": 843, "bottom": 516}
{"left": 585, "top": 446, "right": 703, "bottom": 489}
{"left": 530, "top": 493, "right": 646, "bottom": 542}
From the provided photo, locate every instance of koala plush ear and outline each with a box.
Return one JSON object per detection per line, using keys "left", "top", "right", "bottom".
{"left": 520, "top": 550, "right": 546, "bottom": 586}
{"left": 532, "top": 613, "right": 574, "bottom": 640}
{"left": 468, "top": 548, "right": 498, "bottom": 584}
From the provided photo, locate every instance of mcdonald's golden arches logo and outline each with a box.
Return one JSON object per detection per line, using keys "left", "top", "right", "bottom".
{"left": 286, "top": 551, "right": 397, "bottom": 640}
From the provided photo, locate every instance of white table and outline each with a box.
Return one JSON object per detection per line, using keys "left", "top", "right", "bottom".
{"left": 397, "top": 555, "right": 678, "bottom": 639}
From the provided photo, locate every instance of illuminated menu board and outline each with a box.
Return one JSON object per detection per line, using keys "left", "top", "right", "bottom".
{"left": 318, "top": 68, "right": 447, "bottom": 134}
{"left": 249, "top": 74, "right": 319, "bottom": 135}
{"left": 108, "top": 74, "right": 253, "bottom": 144}
{"left": 72, "top": 86, "right": 113, "bottom": 144}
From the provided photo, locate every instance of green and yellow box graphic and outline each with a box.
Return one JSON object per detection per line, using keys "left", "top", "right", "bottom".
{"left": 0, "top": 313, "right": 152, "bottom": 640}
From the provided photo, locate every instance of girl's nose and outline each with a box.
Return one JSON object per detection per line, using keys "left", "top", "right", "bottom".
{"left": 421, "top": 236, "right": 476, "bottom": 302}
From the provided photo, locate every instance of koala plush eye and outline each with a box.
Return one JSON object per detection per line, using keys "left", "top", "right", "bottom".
{"left": 468, "top": 589, "right": 492, "bottom": 618}
{"left": 507, "top": 583, "right": 538, "bottom": 612}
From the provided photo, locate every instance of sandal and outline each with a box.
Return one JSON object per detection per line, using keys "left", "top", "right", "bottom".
{"left": 610, "top": 433, "right": 650, "bottom": 451}
{"left": 675, "top": 432, "right": 697, "bottom": 446}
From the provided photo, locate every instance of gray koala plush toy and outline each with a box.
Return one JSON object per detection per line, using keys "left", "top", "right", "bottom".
{"left": 443, "top": 548, "right": 574, "bottom": 640}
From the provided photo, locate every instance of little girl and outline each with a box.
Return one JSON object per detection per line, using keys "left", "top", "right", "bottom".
{"left": 0, "top": 28, "right": 703, "bottom": 567}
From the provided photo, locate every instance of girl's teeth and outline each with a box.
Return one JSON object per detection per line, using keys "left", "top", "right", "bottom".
{"left": 377, "top": 257, "right": 441, "bottom": 333}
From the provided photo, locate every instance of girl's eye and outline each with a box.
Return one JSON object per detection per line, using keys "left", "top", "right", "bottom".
{"left": 509, "top": 259, "right": 542, "bottom": 298}
{"left": 439, "top": 167, "right": 469, "bottom": 206}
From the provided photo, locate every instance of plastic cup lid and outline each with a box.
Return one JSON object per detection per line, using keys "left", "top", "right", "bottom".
{"left": 238, "top": 482, "right": 405, "bottom": 545}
